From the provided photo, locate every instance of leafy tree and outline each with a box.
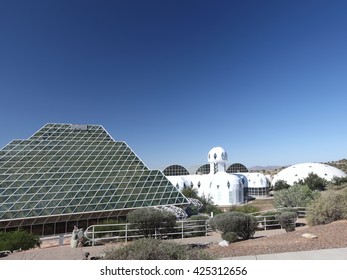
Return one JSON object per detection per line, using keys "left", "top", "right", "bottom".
{"left": 296, "top": 172, "right": 328, "bottom": 191}
{"left": 127, "top": 208, "right": 176, "bottom": 238}
{"left": 181, "top": 187, "right": 222, "bottom": 215}
{"left": 181, "top": 187, "right": 200, "bottom": 200}
{"left": 274, "top": 180, "right": 291, "bottom": 191}
{"left": 274, "top": 184, "right": 319, "bottom": 208}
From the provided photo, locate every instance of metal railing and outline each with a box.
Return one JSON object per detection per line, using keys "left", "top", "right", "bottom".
{"left": 84, "top": 219, "right": 210, "bottom": 246}
{"left": 252, "top": 207, "right": 307, "bottom": 230}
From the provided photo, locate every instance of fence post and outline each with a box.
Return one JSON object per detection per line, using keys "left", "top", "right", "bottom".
{"left": 264, "top": 217, "right": 267, "bottom": 231}
{"left": 92, "top": 226, "right": 95, "bottom": 246}
{"left": 181, "top": 221, "right": 184, "bottom": 239}
{"left": 125, "top": 224, "right": 128, "bottom": 244}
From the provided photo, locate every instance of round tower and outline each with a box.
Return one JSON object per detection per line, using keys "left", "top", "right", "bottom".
{"left": 208, "top": 147, "right": 227, "bottom": 174}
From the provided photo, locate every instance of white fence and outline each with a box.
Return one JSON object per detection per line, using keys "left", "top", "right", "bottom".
{"left": 252, "top": 207, "right": 306, "bottom": 230}
{"left": 84, "top": 219, "right": 210, "bottom": 246}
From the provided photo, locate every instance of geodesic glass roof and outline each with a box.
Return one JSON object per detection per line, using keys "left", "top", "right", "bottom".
{"left": 0, "top": 124, "right": 188, "bottom": 223}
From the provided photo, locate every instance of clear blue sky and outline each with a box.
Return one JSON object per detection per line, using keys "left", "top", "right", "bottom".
{"left": 0, "top": 0, "right": 346, "bottom": 170}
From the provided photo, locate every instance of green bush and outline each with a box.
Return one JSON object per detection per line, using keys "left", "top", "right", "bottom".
{"left": 328, "top": 176, "right": 347, "bottom": 190}
{"left": 209, "top": 212, "right": 257, "bottom": 240}
{"left": 0, "top": 230, "right": 41, "bottom": 252}
{"left": 306, "top": 188, "right": 347, "bottom": 225}
{"left": 103, "top": 238, "right": 212, "bottom": 260}
{"left": 221, "top": 232, "right": 238, "bottom": 243}
{"left": 330, "top": 176, "right": 347, "bottom": 186}
{"left": 127, "top": 208, "right": 176, "bottom": 238}
{"left": 276, "top": 211, "right": 297, "bottom": 232}
{"left": 274, "top": 185, "right": 318, "bottom": 208}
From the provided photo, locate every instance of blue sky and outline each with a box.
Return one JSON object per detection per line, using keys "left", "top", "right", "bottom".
{"left": 0, "top": 0, "right": 346, "bottom": 170}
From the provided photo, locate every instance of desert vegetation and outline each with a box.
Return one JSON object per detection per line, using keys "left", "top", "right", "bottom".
{"left": 0, "top": 230, "right": 41, "bottom": 252}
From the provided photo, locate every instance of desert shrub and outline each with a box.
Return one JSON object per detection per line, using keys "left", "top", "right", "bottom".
{"left": 0, "top": 230, "right": 41, "bottom": 252}
{"left": 103, "top": 238, "right": 212, "bottom": 260}
{"left": 209, "top": 212, "right": 257, "bottom": 240}
{"left": 330, "top": 176, "right": 347, "bottom": 186}
{"left": 274, "top": 185, "right": 318, "bottom": 208}
{"left": 221, "top": 232, "right": 238, "bottom": 243}
{"left": 306, "top": 188, "right": 347, "bottom": 226}
{"left": 229, "top": 204, "right": 260, "bottom": 214}
{"left": 328, "top": 176, "right": 347, "bottom": 190}
{"left": 127, "top": 208, "right": 176, "bottom": 238}
{"left": 276, "top": 211, "right": 297, "bottom": 232}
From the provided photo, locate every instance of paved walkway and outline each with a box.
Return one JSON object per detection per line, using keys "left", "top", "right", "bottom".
{"left": 2, "top": 229, "right": 347, "bottom": 260}
{"left": 222, "top": 247, "right": 347, "bottom": 260}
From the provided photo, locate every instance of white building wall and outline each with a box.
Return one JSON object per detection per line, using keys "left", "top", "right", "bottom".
{"left": 167, "top": 172, "right": 244, "bottom": 206}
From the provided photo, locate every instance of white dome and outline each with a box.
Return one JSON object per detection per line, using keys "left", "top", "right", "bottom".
{"left": 272, "top": 162, "right": 347, "bottom": 186}
{"left": 208, "top": 147, "right": 228, "bottom": 163}
{"left": 209, "top": 171, "right": 240, "bottom": 188}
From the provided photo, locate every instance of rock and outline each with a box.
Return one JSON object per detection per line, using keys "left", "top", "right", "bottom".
{"left": 302, "top": 233, "right": 318, "bottom": 239}
{"left": 219, "top": 240, "right": 229, "bottom": 247}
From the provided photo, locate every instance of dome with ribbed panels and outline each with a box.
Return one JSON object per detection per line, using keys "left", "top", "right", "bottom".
{"left": 272, "top": 162, "right": 347, "bottom": 186}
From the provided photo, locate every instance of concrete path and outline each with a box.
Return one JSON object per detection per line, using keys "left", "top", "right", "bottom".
{"left": 222, "top": 247, "right": 347, "bottom": 260}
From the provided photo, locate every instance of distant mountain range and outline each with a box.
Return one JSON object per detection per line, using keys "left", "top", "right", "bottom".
{"left": 248, "top": 165, "right": 284, "bottom": 171}
{"left": 249, "top": 159, "right": 347, "bottom": 175}
{"left": 161, "top": 159, "right": 347, "bottom": 175}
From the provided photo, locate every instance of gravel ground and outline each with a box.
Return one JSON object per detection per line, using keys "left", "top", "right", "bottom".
{"left": 205, "top": 220, "right": 347, "bottom": 258}
{"left": 3, "top": 220, "right": 347, "bottom": 260}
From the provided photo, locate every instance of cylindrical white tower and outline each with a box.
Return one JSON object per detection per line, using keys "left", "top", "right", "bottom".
{"left": 208, "top": 147, "right": 228, "bottom": 174}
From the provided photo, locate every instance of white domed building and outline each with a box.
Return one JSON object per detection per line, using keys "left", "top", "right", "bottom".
{"left": 164, "top": 147, "right": 270, "bottom": 207}
{"left": 272, "top": 162, "right": 347, "bottom": 186}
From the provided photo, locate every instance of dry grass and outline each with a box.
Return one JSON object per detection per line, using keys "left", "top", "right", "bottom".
{"left": 247, "top": 198, "right": 274, "bottom": 212}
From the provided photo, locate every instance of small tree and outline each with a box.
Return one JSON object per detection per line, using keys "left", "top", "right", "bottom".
{"left": 296, "top": 172, "right": 328, "bottom": 191}
{"left": 274, "top": 180, "right": 291, "bottom": 191}
{"left": 181, "top": 187, "right": 222, "bottom": 215}
{"left": 127, "top": 208, "right": 176, "bottom": 238}
{"left": 209, "top": 212, "right": 257, "bottom": 240}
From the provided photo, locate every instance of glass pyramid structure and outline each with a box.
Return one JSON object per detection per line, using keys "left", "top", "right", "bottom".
{"left": 0, "top": 124, "right": 188, "bottom": 233}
